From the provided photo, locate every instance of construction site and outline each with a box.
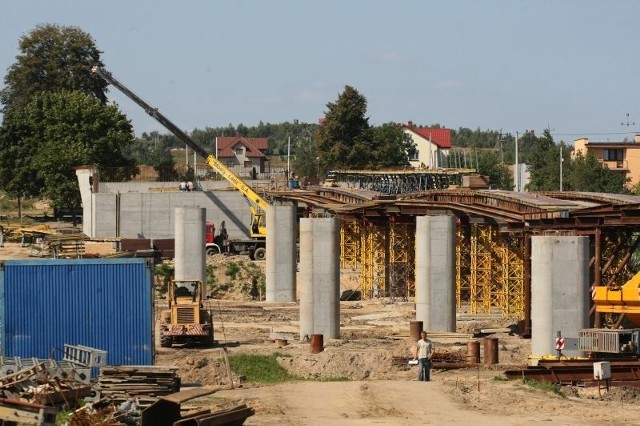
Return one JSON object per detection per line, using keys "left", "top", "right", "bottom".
{"left": 2, "top": 70, "right": 640, "bottom": 425}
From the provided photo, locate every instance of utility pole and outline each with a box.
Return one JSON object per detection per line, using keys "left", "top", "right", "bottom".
{"left": 287, "top": 136, "right": 291, "bottom": 178}
{"left": 559, "top": 142, "right": 564, "bottom": 191}
{"left": 515, "top": 131, "right": 519, "bottom": 192}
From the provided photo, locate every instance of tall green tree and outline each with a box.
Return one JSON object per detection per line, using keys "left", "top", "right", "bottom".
{"left": 526, "top": 129, "right": 559, "bottom": 191}
{"left": 0, "top": 91, "right": 136, "bottom": 210}
{"left": 566, "top": 152, "right": 629, "bottom": 193}
{"left": 0, "top": 24, "right": 107, "bottom": 113}
{"left": 370, "top": 123, "right": 415, "bottom": 168}
{"left": 315, "top": 85, "right": 372, "bottom": 172}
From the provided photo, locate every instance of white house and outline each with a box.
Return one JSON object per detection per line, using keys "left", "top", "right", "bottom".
{"left": 401, "top": 121, "right": 452, "bottom": 169}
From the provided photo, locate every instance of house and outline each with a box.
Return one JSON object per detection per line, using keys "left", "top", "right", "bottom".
{"left": 215, "top": 136, "right": 268, "bottom": 176}
{"left": 400, "top": 121, "right": 452, "bottom": 169}
{"left": 573, "top": 134, "right": 640, "bottom": 188}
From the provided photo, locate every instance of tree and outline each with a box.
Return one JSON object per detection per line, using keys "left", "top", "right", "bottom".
{"left": 526, "top": 129, "right": 559, "bottom": 191}
{"left": 0, "top": 91, "right": 136, "bottom": 211}
{"left": 370, "top": 123, "right": 415, "bottom": 168}
{"left": 475, "top": 150, "right": 513, "bottom": 190}
{"left": 567, "top": 152, "right": 629, "bottom": 193}
{"left": 291, "top": 138, "right": 319, "bottom": 178}
{"left": 0, "top": 24, "right": 107, "bottom": 113}
{"left": 315, "top": 85, "right": 372, "bottom": 171}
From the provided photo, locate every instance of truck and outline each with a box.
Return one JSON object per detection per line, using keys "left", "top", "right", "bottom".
{"left": 160, "top": 279, "right": 215, "bottom": 347}
{"left": 91, "top": 66, "right": 269, "bottom": 260}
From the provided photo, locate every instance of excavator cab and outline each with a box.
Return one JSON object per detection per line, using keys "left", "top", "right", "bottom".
{"left": 250, "top": 213, "right": 266, "bottom": 239}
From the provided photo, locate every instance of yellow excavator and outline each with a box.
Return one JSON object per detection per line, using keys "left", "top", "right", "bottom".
{"left": 91, "top": 66, "right": 269, "bottom": 260}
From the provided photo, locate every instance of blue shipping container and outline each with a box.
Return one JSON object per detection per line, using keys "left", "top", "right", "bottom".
{"left": 0, "top": 258, "right": 154, "bottom": 367}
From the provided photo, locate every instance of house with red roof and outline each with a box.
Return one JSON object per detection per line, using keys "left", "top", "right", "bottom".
{"left": 215, "top": 136, "right": 268, "bottom": 176}
{"left": 400, "top": 121, "right": 452, "bottom": 169}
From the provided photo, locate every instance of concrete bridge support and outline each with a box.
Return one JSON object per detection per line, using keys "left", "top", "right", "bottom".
{"left": 531, "top": 236, "right": 589, "bottom": 357}
{"left": 265, "top": 203, "right": 297, "bottom": 302}
{"left": 299, "top": 218, "right": 341, "bottom": 340}
{"left": 174, "top": 207, "right": 206, "bottom": 284}
{"left": 414, "top": 215, "right": 456, "bottom": 332}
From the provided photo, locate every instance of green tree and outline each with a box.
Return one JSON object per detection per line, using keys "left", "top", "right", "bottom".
{"left": 291, "top": 138, "right": 319, "bottom": 178}
{"left": 476, "top": 150, "right": 513, "bottom": 190}
{"left": 0, "top": 24, "right": 107, "bottom": 113}
{"left": 566, "top": 152, "right": 629, "bottom": 193}
{"left": 0, "top": 91, "right": 136, "bottom": 211}
{"left": 315, "top": 85, "right": 372, "bottom": 171}
{"left": 526, "top": 129, "right": 559, "bottom": 191}
{"left": 370, "top": 123, "right": 415, "bottom": 168}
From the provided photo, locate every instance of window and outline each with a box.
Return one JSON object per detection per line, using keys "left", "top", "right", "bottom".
{"left": 409, "top": 149, "right": 419, "bottom": 161}
{"left": 235, "top": 147, "right": 244, "bottom": 155}
{"left": 603, "top": 149, "right": 623, "bottom": 161}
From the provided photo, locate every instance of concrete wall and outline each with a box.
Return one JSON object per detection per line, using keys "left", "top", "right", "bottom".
{"left": 88, "top": 190, "right": 253, "bottom": 240}
{"left": 531, "top": 236, "right": 589, "bottom": 357}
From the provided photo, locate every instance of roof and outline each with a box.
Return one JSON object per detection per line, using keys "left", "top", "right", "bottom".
{"left": 401, "top": 122, "right": 452, "bottom": 149}
{"left": 216, "top": 136, "right": 267, "bottom": 158}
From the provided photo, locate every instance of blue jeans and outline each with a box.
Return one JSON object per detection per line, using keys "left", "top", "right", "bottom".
{"left": 418, "top": 358, "right": 431, "bottom": 381}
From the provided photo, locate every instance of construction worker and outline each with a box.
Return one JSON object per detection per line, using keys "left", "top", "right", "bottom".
{"left": 414, "top": 331, "right": 434, "bottom": 381}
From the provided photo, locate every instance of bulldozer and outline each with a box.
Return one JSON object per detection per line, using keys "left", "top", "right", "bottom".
{"left": 160, "top": 279, "right": 215, "bottom": 347}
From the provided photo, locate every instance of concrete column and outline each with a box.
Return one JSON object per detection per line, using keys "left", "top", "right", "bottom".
{"left": 266, "top": 203, "right": 297, "bottom": 302}
{"left": 75, "top": 166, "right": 96, "bottom": 237}
{"left": 298, "top": 218, "right": 341, "bottom": 340}
{"left": 174, "top": 207, "right": 206, "bottom": 285}
{"left": 531, "top": 236, "right": 589, "bottom": 357}
{"left": 299, "top": 219, "right": 314, "bottom": 339}
{"left": 414, "top": 215, "right": 456, "bottom": 332}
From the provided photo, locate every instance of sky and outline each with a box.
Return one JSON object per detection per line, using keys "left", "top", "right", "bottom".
{"left": 1, "top": 0, "right": 639, "bottom": 144}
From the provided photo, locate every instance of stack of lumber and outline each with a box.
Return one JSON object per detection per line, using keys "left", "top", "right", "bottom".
{"left": 97, "top": 366, "right": 180, "bottom": 405}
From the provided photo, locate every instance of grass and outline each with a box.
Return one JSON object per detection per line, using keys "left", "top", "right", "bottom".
{"left": 228, "top": 352, "right": 299, "bottom": 384}
{"left": 521, "top": 378, "right": 566, "bottom": 398}
{"left": 227, "top": 352, "right": 350, "bottom": 384}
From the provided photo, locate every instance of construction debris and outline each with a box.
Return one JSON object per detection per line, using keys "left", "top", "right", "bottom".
{"left": 97, "top": 366, "right": 181, "bottom": 406}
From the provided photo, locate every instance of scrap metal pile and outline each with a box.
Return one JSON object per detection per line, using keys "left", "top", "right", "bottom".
{"left": 0, "top": 358, "right": 253, "bottom": 425}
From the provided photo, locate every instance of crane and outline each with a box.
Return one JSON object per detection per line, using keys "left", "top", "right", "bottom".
{"left": 91, "top": 66, "right": 268, "bottom": 259}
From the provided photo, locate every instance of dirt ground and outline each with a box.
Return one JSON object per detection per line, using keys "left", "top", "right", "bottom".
{"left": 2, "top": 238, "right": 640, "bottom": 425}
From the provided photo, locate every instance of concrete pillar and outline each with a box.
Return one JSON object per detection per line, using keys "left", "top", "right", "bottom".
{"left": 75, "top": 166, "right": 96, "bottom": 237}
{"left": 298, "top": 218, "right": 341, "bottom": 340}
{"left": 531, "top": 236, "right": 589, "bottom": 357}
{"left": 174, "top": 207, "right": 206, "bottom": 285}
{"left": 266, "top": 203, "right": 297, "bottom": 302}
{"left": 414, "top": 215, "right": 456, "bottom": 332}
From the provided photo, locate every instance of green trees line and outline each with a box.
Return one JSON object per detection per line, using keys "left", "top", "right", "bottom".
{"left": 0, "top": 24, "right": 631, "bottom": 215}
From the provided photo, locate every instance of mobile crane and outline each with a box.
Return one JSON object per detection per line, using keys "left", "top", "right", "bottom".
{"left": 578, "top": 271, "right": 640, "bottom": 358}
{"left": 91, "top": 66, "right": 268, "bottom": 260}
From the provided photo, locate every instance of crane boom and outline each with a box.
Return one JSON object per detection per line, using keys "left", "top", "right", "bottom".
{"left": 91, "top": 66, "right": 270, "bottom": 216}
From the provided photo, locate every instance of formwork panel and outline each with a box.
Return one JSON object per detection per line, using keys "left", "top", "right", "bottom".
{"left": 0, "top": 258, "right": 154, "bottom": 367}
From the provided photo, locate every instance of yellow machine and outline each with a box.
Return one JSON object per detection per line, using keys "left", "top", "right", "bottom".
{"left": 592, "top": 271, "right": 640, "bottom": 327}
{"left": 160, "top": 280, "right": 214, "bottom": 347}
{"left": 91, "top": 66, "right": 269, "bottom": 259}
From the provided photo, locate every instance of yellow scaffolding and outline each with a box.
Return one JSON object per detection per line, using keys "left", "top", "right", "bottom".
{"left": 340, "top": 220, "right": 360, "bottom": 270}
{"left": 469, "top": 224, "right": 495, "bottom": 314}
{"left": 360, "top": 222, "right": 386, "bottom": 298}
{"left": 496, "top": 234, "right": 525, "bottom": 318}
{"left": 388, "top": 221, "right": 414, "bottom": 299}
{"left": 456, "top": 223, "right": 471, "bottom": 309}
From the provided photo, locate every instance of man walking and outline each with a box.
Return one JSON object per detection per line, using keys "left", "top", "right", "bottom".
{"left": 414, "top": 331, "right": 434, "bottom": 381}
